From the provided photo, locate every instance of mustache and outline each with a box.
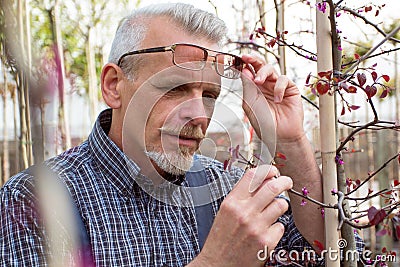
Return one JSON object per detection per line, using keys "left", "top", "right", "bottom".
{"left": 159, "top": 124, "right": 205, "bottom": 139}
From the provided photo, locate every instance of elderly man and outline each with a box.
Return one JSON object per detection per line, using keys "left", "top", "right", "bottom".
{"left": 1, "top": 3, "right": 331, "bottom": 267}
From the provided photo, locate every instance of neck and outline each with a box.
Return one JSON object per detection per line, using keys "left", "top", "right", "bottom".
{"left": 107, "top": 110, "right": 124, "bottom": 150}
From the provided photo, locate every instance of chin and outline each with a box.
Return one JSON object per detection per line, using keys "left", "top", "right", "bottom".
{"left": 145, "top": 149, "right": 194, "bottom": 176}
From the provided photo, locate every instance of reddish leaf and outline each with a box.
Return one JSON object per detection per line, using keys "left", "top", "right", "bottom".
{"left": 350, "top": 105, "right": 360, "bottom": 110}
{"left": 371, "top": 71, "right": 378, "bottom": 81}
{"left": 394, "top": 180, "right": 400, "bottom": 187}
{"left": 398, "top": 154, "right": 400, "bottom": 165}
{"left": 267, "top": 39, "right": 276, "bottom": 48}
{"left": 382, "top": 75, "right": 390, "bottom": 82}
{"left": 341, "top": 105, "right": 345, "bottom": 116}
{"left": 368, "top": 188, "right": 373, "bottom": 195}
{"left": 313, "top": 240, "right": 324, "bottom": 253}
{"left": 275, "top": 152, "right": 287, "bottom": 160}
{"left": 376, "top": 229, "right": 387, "bottom": 236}
{"left": 318, "top": 70, "right": 332, "bottom": 79}
{"left": 380, "top": 89, "right": 388, "bottom": 99}
{"left": 364, "top": 85, "right": 377, "bottom": 98}
{"left": 396, "top": 226, "right": 400, "bottom": 239}
{"left": 368, "top": 207, "right": 387, "bottom": 226}
{"left": 364, "top": 6, "right": 372, "bottom": 12}
{"left": 223, "top": 160, "right": 229, "bottom": 170}
{"left": 375, "top": 9, "right": 379, "bottom": 16}
{"left": 348, "top": 86, "right": 357, "bottom": 93}
{"left": 354, "top": 53, "right": 360, "bottom": 59}
{"left": 357, "top": 73, "right": 367, "bottom": 87}
{"left": 316, "top": 81, "right": 329, "bottom": 95}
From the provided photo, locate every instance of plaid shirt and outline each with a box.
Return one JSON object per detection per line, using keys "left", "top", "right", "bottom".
{"left": 1, "top": 109, "right": 363, "bottom": 266}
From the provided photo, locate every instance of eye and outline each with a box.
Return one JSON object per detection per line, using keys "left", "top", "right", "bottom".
{"left": 202, "top": 86, "right": 221, "bottom": 100}
{"left": 202, "top": 94, "right": 217, "bottom": 108}
{"left": 165, "top": 85, "right": 187, "bottom": 95}
{"left": 202, "top": 92, "right": 218, "bottom": 99}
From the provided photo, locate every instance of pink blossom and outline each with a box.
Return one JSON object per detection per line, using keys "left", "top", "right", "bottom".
{"left": 316, "top": 2, "right": 327, "bottom": 13}
{"left": 302, "top": 187, "right": 309, "bottom": 196}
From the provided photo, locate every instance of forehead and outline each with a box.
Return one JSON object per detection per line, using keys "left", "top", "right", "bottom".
{"left": 139, "top": 16, "right": 220, "bottom": 51}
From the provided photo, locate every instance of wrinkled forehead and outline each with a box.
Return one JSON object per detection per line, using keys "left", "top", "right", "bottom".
{"left": 140, "top": 16, "right": 221, "bottom": 51}
{"left": 148, "top": 65, "right": 222, "bottom": 89}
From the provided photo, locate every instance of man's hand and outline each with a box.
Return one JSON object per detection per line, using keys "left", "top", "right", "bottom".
{"left": 241, "top": 54, "right": 304, "bottom": 142}
{"left": 241, "top": 55, "right": 324, "bottom": 249}
{"left": 190, "top": 165, "right": 293, "bottom": 267}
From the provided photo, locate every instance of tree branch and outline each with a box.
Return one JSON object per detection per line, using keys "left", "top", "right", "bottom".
{"left": 339, "top": 6, "right": 400, "bottom": 44}
{"left": 343, "top": 23, "right": 400, "bottom": 75}
{"left": 346, "top": 152, "right": 400, "bottom": 195}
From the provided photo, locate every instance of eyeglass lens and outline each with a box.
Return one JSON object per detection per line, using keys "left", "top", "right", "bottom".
{"left": 173, "top": 44, "right": 243, "bottom": 79}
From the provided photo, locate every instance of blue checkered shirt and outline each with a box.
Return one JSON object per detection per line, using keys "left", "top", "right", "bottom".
{"left": 1, "top": 109, "right": 363, "bottom": 266}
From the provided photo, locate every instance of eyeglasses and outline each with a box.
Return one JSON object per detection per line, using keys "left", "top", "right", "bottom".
{"left": 117, "top": 43, "right": 244, "bottom": 79}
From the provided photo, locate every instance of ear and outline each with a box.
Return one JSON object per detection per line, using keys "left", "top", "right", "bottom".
{"left": 101, "top": 63, "right": 126, "bottom": 109}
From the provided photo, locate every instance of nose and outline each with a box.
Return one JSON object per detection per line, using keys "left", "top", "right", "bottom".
{"left": 179, "top": 91, "right": 211, "bottom": 133}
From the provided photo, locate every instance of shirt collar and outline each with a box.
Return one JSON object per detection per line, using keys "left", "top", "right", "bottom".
{"left": 88, "top": 109, "right": 141, "bottom": 197}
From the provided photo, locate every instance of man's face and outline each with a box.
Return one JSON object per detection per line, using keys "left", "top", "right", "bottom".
{"left": 123, "top": 17, "right": 222, "bottom": 177}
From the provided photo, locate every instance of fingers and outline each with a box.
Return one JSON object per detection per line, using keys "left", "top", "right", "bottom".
{"left": 263, "top": 222, "right": 285, "bottom": 252}
{"left": 252, "top": 176, "right": 292, "bottom": 213}
{"left": 259, "top": 197, "right": 289, "bottom": 226}
{"left": 242, "top": 54, "right": 266, "bottom": 71}
{"left": 274, "top": 75, "right": 297, "bottom": 103}
{"left": 241, "top": 54, "right": 298, "bottom": 104}
{"left": 232, "top": 165, "right": 292, "bottom": 212}
{"left": 232, "top": 165, "right": 279, "bottom": 195}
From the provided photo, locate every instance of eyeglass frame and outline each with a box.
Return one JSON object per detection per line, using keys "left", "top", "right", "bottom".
{"left": 116, "top": 43, "right": 244, "bottom": 79}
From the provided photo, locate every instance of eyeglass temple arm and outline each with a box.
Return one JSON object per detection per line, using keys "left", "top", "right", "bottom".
{"left": 117, "top": 46, "right": 173, "bottom": 66}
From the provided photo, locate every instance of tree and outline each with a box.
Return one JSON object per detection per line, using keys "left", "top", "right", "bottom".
{"left": 224, "top": 0, "right": 400, "bottom": 265}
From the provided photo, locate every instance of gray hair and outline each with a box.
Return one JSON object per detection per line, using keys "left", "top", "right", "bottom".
{"left": 108, "top": 3, "right": 228, "bottom": 80}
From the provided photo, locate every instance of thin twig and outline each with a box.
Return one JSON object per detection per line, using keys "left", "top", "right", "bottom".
{"left": 346, "top": 152, "right": 400, "bottom": 195}
{"left": 343, "top": 24, "right": 400, "bottom": 75}
{"left": 288, "top": 188, "right": 335, "bottom": 209}
{"left": 339, "top": 6, "right": 400, "bottom": 44}
{"left": 301, "top": 95, "right": 319, "bottom": 109}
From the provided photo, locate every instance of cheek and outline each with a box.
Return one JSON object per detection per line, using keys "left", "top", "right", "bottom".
{"left": 145, "top": 101, "right": 171, "bottom": 139}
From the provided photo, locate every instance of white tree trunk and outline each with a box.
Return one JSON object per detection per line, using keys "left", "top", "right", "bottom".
{"left": 316, "top": 2, "right": 340, "bottom": 266}
{"left": 54, "top": 0, "right": 71, "bottom": 151}
{"left": 2, "top": 61, "right": 10, "bottom": 184}
{"left": 87, "top": 27, "right": 98, "bottom": 125}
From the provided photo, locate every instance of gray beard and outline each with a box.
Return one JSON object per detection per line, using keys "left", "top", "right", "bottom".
{"left": 145, "top": 149, "right": 194, "bottom": 176}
